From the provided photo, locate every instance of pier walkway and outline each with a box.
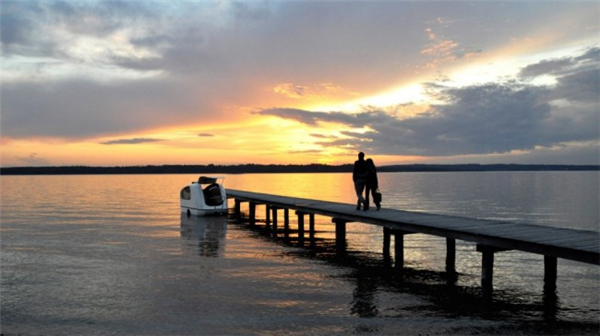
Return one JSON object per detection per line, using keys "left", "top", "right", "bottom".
{"left": 227, "top": 189, "right": 599, "bottom": 299}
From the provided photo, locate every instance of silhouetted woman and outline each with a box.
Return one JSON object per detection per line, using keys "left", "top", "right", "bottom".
{"left": 365, "top": 158, "right": 381, "bottom": 211}
{"left": 353, "top": 152, "right": 369, "bottom": 210}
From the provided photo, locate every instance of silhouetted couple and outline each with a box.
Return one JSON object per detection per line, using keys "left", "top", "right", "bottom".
{"left": 352, "top": 152, "right": 381, "bottom": 211}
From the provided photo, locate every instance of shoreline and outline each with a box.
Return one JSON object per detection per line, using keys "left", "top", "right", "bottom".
{"left": 1, "top": 163, "right": 599, "bottom": 175}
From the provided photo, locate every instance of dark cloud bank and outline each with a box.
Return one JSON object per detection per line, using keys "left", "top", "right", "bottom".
{"left": 100, "top": 138, "right": 163, "bottom": 145}
{"left": 258, "top": 47, "right": 599, "bottom": 163}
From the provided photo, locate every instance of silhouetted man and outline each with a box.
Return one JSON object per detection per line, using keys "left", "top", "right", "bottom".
{"left": 353, "top": 152, "right": 369, "bottom": 210}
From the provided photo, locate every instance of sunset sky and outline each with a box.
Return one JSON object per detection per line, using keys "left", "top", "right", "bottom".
{"left": 1, "top": 0, "right": 598, "bottom": 167}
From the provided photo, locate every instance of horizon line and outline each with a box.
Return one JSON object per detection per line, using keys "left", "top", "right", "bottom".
{"left": 2, "top": 163, "right": 598, "bottom": 175}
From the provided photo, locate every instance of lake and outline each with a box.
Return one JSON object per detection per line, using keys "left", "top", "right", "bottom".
{"left": 1, "top": 172, "right": 599, "bottom": 335}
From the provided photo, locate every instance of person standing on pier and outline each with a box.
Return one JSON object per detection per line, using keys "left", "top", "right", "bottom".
{"left": 365, "top": 158, "right": 381, "bottom": 211}
{"left": 353, "top": 152, "right": 369, "bottom": 210}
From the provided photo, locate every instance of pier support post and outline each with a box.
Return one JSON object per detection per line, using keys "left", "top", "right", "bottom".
{"left": 271, "top": 207, "right": 278, "bottom": 238}
{"left": 234, "top": 199, "right": 242, "bottom": 222}
{"left": 393, "top": 230, "right": 405, "bottom": 270}
{"left": 481, "top": 247, "right": 494, "bottom": 300}
{"left": 332, "top": 218, "right": 347, "bottom": 253}
{"left": 383, "top": 227, "right": 391, "bottom": 266}
{"left": 543, "top": 255, "right": 559, "bottom": 321}
{"left": 477, "top": 245, "right": 509, "bottom": 300}
{"left": 446, "top": 238, "right": 457, "bottom": 282}
{"left": 309, "top": 214, "right": 316, "bottom": 246}
{"left": 249, "top": 202, "right": 256, "bottom": 228}
{"left": 284, "top": 208, "right": 290, "bottom": 241}
{"left": 544, "top": 255, "right": 557, "bottom": 292}
{"left": 265, "top": 205, "right": 271, "bottom": 229}
{"left": 296, "top": 211, "right": 305, "bottom": 245}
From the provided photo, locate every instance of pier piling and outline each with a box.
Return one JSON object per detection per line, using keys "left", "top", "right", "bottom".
{"left": 333, "top": 218, "right": 347, "bottom": 253}
{"left": 383, "top": 228, "right": 391, "bottom": 266}
{"left": 544, "top": 256, "right": 558, "bottom": 292}
{"left": 227, "top": 189, "right": 599, "bottom": 300}
{"left": 446, "top": 238, "right": 457, "bottom": 282}
{"left": 249, "top": 202, "right": 256, "bottom": 228}
{"left": 309, "top": 214, "right": 316, "bottom": 246}
{"left": 234, "top": 199, "right": 242, "bottom": 222}
{"left": 284, "top": 208, "right": 290, "bottom": 241}
{"left": 297, "top": 211, "right": 305, "bottom": 245}
{"left": 271, "top": 206, "right": 279, "bottom": 238}
{"left": 477, "top": 245, "right": 510, "bottom": 300}
{"left": 265, "top": 205, "right": 271, "bottom": 229}
{"left": 394, "top": 230, "right": 405, "bottom": 270}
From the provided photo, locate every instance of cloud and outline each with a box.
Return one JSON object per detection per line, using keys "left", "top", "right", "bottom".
{"left": 2, "top": 78, "right": 206, "bottom": 139}
{"left": 519, "top": 58, "right": 575, "bottom": 78}
{"left": 256, "top": 108, "right": 394, "bottom": 128}
{"left": 258, "top": 46, "right": 599, "bottom": 159}
{"left": 519, "top": 48, "right": 600, "bottom": 105}
{"left": 273, "top": 84, "right": 311, "bottom": 99}
{"left": 257, "top": 108, "right": 332, "bottom": 126}
{"left": 273, "top": 83, "right": 356, "bottom": 99}
{"left": 1, "top": 1, "right": 160, "bottom": 73}
{"left": 257, "top": 48, "right": 600, "bottom": 157}
{"left": 198, "top": 133, "right": 215, "bottom": 137}
{"left": 552, "top": 68, "right": 599, "bottom": 103}
{"left": 100, "top": 138, "right": 163, "bottom": 145}
{"left": 0, "top": 2, "right": 294, "bottom": 140}
{"left": 420, "top": 20, "right": 482, "bottom": 69}
{"left": 519, "top": 47, "right": 599, "bottom": 78}
{"left": 264, "top": 80, "right": 597, "bottom": 157}
{"left": 310, "top": 133, "right": 339, "bottom": 139}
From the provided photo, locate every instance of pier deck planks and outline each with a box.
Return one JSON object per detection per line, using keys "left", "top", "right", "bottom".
{"left": 227, "top": 189, "right": 599, "bottom": 265}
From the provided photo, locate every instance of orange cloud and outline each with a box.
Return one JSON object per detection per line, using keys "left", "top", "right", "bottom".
{"left": 273, "top": 82, "right": 358, "bottom": 100}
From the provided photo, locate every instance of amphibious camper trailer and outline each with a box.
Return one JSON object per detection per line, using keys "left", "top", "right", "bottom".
{"left": 180, "top": 176, "right": 228, "bottom": 216}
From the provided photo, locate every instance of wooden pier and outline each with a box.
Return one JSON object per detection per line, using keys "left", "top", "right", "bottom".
{"left": 227, "top": 189, "right": 600, "bottom": 299}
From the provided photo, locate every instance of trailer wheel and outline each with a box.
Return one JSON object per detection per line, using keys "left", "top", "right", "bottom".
{"left": 187, "top": 209, "right": 191, "bottom": 217}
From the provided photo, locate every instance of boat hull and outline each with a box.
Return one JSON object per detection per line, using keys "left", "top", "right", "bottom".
{"left": 181, "top": 205, "right": 228, "bottom": 217}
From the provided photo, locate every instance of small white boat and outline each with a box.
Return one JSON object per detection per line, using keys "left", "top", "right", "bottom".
{"left": 180, "top": 176, "right": 228, "bottom": 216}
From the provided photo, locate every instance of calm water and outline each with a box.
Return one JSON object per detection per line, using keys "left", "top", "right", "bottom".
{"left": 1, "top": 172, "right": 599, "bottom": 335}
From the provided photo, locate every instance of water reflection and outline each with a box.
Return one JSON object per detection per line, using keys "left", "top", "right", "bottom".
{"left": 350, "top": 270, "right": 380, "bottom": 318}
{"left": 543, "top": 287, "right": 559, "bottom": 322}
{"left": 180, "top": 213, "right": 227, "bottom": 257}
{"left": 236, "top": 215, "right": 577, "bottom": 327}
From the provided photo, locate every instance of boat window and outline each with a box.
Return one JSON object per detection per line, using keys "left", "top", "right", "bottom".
{"left": 203, "top": 183, "right": 223, "bottom": 206}
{"left": 181, "top": 186, "right": 191, "bottom": 200}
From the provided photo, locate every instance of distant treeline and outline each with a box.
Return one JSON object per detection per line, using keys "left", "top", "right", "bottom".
{"left": 1, "top": 163, "right": 598, "bottom": 175}
{"left": 378, "top": 164, "right": 600, "bottom": 172}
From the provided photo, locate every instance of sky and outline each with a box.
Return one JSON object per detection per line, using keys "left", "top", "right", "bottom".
{"left": 1, "top": 0, "right": 599, "bottom": 167}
